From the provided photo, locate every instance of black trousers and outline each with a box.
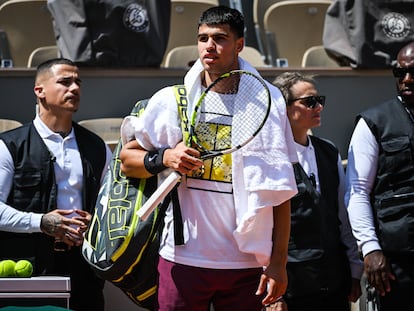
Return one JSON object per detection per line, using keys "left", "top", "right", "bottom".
{"left": 53, "top": 247, "right": 105, "bottom": 311}
{"left": 284, "top": 290, "right": 350, "bottom": 311}
{"left": 379, "top": 255, "right": 414, "bottom": 311}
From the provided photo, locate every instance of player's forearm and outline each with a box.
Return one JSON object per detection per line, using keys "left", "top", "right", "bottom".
{"left": 119, "top": 140, "right": 153, "bottom": 178}
{"left": 270, "top": 200, "right": 291, "bottom": 267}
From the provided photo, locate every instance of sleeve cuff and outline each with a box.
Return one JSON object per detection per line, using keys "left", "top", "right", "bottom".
{"left": 361, "top": 241, "right": 382, "bottom": 258}
{"left": 29, "top": 213, "right": 44, "bottom": 233}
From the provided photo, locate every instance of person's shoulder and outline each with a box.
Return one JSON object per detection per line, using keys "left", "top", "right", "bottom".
{"left": 151, "top": 85, "right": 176, "bottom": 100}
{"left": 362, "top": 97, "right": 397, "bottom": 114}
{"left": 146, "top": 86, "right": 177, "bottom": 107}
{"left": 73, "top": 123, "right": 105, "bottom": 145}
{"left": 0, "top": 122, "right": 31, "bottom": 141}
{"left": 268, "top": 82, "right": 283, "bottom": 94}
{"left": 358, "top": 98, "right": 399, "bottom": 126}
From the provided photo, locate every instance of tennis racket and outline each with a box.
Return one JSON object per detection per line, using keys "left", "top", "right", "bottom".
{"left": 137, "top": 70, "right": 271, "bottom": 220}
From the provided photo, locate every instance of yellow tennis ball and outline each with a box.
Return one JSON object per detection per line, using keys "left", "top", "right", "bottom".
{"left": 14, "top": 260, "right": 33, "bottom": 277}
{"left": 0, "top": 259, "right": 16, "bottom": 277}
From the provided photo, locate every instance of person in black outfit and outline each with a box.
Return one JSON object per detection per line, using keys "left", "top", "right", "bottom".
{"left": 345, "top": 42, "right": 414, "bottom": 311}
{"left": 0, "top": 58, "right": 111, "bottom": 311}
{"left": 271, "top": 72, "right": 363, "bottom": 311}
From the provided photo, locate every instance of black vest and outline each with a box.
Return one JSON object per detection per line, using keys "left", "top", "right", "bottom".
{"left": 359, "top": 98, "right": 414, "bottom": 254}
{"left": 0, "top": 122, "right": 106, "bottom": 273}
{"left": 286, "top": 136, "right": 351, "bottom": 297}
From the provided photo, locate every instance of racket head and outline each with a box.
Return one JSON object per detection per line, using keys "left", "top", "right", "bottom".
{"left": 189, "top": 70, "right": 271, "bottom": 159}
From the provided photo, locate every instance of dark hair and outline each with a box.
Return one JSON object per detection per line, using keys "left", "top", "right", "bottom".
{"left": 273, "top": 72, "right": 316, "bottom": 104}
{"left": 36, "top": 58, "right": 77, "bottom": 80}
{"left": 198, "top": 5, "right": 245, "bottom": 38}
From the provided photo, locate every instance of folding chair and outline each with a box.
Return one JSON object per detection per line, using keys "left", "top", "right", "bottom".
{"left": 161, "top": 0, "right": 219, "bottom": 66}
{"left": 78, "top": 118, "right": 123, "bottom": 152}
{"left": 0, "top": 119, "right": 22, "bottom": 132}
{"left": 301, "top": 45, "right": 339, "bottom": 67}
{"left": 264, "top": 0, "right": 332, "bottom": 67}
{"left": 163, "top": 45, "right": 199, "bottom": 68}
{"left": 0, "top": 0, "right": 56, "bottom": 67}
{"left": 27, "top": 45, "right": 59, "bottom": 68}
{"left": 253, "top": 0, "right": 286, "bottom": 64}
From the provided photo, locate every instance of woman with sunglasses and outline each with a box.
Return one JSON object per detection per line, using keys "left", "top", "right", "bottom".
{"left": 345, "top": 42, "right": 414, "bottom": 311}
{"left": 271, "top": 72, "right": 363, "bottom": 311}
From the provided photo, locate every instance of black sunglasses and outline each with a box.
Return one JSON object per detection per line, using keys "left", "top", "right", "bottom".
{"left": 288, "top": 95, "right": 326, "bottom": 108}
{"left": 392, "top": 67, "right": 414, "bottom": 78}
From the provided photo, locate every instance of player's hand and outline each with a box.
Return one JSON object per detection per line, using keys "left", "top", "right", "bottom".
{"left": 364, "top": 250, "right": 395, "bottom": 296}
{"left": 256, "top": 262, "right": 287, "bottom": 306}
{"left": 164, "top": 141, "right": 203, "bottom": 175}
{"left": 40, "top": 209, "right": 85, "bottom": 246}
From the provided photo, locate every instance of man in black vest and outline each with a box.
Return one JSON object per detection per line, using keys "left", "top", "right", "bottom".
{"left": 0, "top": 58, "right": 111, "bottom": 311}
{"left": 345, "top": 42, "right": 414, "bottom": 310}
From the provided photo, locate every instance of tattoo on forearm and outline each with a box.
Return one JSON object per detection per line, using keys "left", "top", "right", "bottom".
{"left": 40, "top": 214, "right": 62, "bottom": 236}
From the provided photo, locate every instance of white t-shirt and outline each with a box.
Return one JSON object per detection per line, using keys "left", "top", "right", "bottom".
{"left": 122, "top": 59, "right": 297, "bottom": 269}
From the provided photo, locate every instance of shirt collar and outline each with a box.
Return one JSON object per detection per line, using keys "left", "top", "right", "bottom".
{"left": 295, "top": 137, "right": 314, "bottom": 154}
{"left": 33, "top": 114, "right": 75, "bottom": 140}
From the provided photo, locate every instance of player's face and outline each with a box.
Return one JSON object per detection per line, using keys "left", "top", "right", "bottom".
{"left": 287, "top": 81, "right": 324, "bottom": 133}
{"left": 197, "top": 23, "right": 244, "bottom": 81}
{"left": 34, "top": 64, "right": 81, "bottom": 115}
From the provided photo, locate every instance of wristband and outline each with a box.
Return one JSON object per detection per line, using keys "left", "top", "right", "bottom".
{"left": 144, "top": 147, "right": 168, "bottom": 175}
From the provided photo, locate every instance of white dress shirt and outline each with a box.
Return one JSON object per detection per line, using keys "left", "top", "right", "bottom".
{"left": 0, "top": 115, "right": 111, "bottom": 233}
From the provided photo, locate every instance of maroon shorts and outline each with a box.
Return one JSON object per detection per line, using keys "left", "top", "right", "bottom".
{"left": 156, "top": 257, "right": 265, "bottom": 311}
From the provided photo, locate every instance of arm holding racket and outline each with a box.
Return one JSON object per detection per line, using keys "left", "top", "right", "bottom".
{"left": 136, "top": 143, "right": 203, "bottom": 220}
{"left": 119, "top": 140, "right": 201, "bottom": 220}
{"left": 137, "top": 70, "right": 271, "bottom": 221}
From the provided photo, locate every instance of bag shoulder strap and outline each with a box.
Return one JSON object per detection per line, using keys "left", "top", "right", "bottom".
{"left": 168, "top": 85, "right": 189, "bottom": 246}
{"left": 173, "top": 84, "right": 190, "bottom": 144}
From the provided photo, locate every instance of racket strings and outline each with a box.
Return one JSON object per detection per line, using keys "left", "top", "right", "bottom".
{"left": 232, "top": 83, "right": 268, "bottom": 146}
{"left": 195, "top": 92, "right": 234, "bottom": 152}
{"left": 229, "top": 74, "right": 270, "bottom": 146}
{"left": 192, "top": 71, "right": 271, "bottom": 155}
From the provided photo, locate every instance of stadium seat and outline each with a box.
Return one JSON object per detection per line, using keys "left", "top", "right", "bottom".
{"left": 0, "top": 119, "right": 22, "bottom": 132}
{"left": 253, "top": 0, "right": 286, "bottom": 64}
{"left": 161, "top": 0, "right": 219, "bottom": 66}
{"left": 301, "top": 45, "right": 340, "bottom": 67}
{"left": 78, "top": 118, "right": 123, "bottom": 151}
{"left": 240, "top": 46, "right": 267, "bottom": 67}
{"left": 163, "top": 45, "right": 199, "bottom": 68}
{"left": 0, "top": 0, "right": 56, "bottom": 67}
{"left": 27, "top": 45, "right": 59, "bottom": 68}
{"left": 264, "top": 0, "right": 332, "bottom": 67}
{"left": 163, "top": 45, "right": 266, "bottom": 68}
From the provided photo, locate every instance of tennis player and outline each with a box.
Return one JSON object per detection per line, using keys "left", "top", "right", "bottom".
{"left": 119, "top": 6, "right": 297, "bottom": 311}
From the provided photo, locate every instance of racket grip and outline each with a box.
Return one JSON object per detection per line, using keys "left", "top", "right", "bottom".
{"left": 137, "top": 171, "right": 182, "bottom": 221}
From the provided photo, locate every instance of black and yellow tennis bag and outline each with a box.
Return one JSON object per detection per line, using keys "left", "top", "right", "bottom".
{"left": 81, "top": 99, "right": 160, "bottom": 309}
{"left": 82, "top": 86, "right": 187, "bottom": 310}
